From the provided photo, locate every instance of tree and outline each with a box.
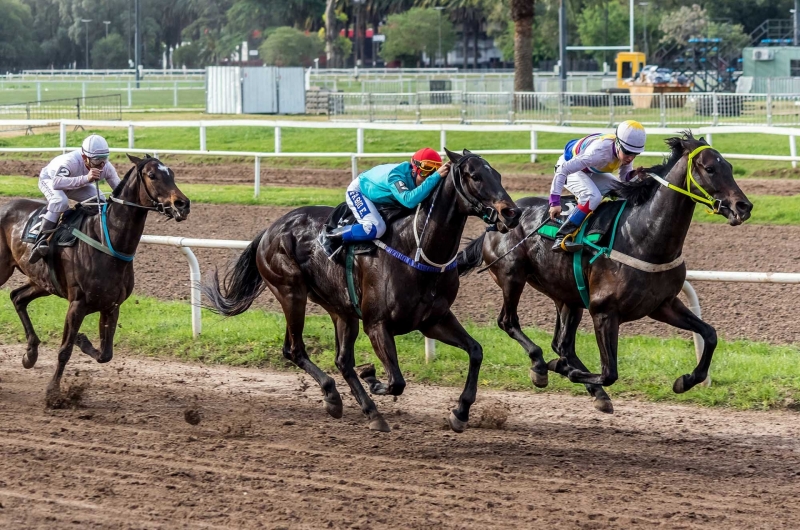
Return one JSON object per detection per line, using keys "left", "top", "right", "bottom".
{"left": 510, "top": 0, "right": 534, "bottom": 91}
{"left": 658, "top": 4, "right": 707, "bottom": 46}
{"left": 324, "top": 0, "right": 336, "bottom": 67}
{"left": 380, "top": 7, "right": 456, "bottom": 66}
{"left": 259, "top": 26, "right": 321, "bottom": 66}
{"left": 172, "top": 41, "right": 201, "bottom": 68}
{"left": 91, "top": 33, "right": 128, "bottom": 68}
{"left": 0, "top": 0, "right": 37, "bottom": 70}
{"left": 576, "top": 1, "right": 628, "bottom": 64}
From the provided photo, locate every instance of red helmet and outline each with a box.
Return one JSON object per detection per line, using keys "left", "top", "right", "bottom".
{"left": 411, "top": 147, "right": 443, "bottom": 177}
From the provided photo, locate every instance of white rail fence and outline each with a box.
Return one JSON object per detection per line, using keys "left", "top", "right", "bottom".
{"left": 140, "top": 236, "right": 800, "bottom": 386}
{"left": 1, "top": 119, "right": 800, "bottom": 199}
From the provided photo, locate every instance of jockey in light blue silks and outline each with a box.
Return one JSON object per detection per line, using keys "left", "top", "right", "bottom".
{"left": 548, "top": 120, "right": 648, "bottom": 252}
{"left": 328, "top": 147, "right": 451, "bottom": 242}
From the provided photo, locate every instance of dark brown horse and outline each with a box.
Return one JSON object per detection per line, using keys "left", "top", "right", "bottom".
{"left": 457, "top": 133, "right": 753, "bottom": 412}
{"left": 0, "top": 155, "right": 190, "bottom": 403}
{"left": 203, "top": 149, "right": 520, "bottom": 432}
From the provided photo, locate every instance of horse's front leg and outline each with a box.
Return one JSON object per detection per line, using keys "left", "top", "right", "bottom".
{"left": 363, "top": 322, "right": 406, "bottom": 397}
{"left": 566, "top": 311, "right": 620, "bottom": 387}
{"left": 421, "top": 310, "right": 483, "bottom": 433}
{"left": 46, "top": 300, "right": 87, "bottom": 406}
{"left": 75, "top": 305, "right": 119, "bottom": 363}
{"left": 649, "top": 297, "right": 716, "bottom": 393}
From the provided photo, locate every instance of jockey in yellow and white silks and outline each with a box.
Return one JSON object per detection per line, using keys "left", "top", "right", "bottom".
{"left": 548, "top": 120, "right": 647, "bottom": 253}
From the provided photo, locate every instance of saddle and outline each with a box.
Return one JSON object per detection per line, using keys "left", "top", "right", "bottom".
{"left": 536, "top": 197, "right": 626, "bottom": 248}
{"left": 318, "top": 202, "right": 409, "bottom": 261}
{"left": 22, "top": 203, "right": 99, "bottom": 247}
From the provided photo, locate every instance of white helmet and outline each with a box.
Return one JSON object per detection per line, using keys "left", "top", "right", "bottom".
{"left": 81, "top": 134, "right": 110, "bottom": 159}
{"left": 615, "top": 120, "right": 646, "bottom": 154}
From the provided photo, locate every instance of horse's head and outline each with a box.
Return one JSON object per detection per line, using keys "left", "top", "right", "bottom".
{"left": 673, "top": 135, "right": 753, "bottom": 226}
{"left": 124, "top": 154, "right": 191, "bottom": 222}
{"left": 443, "top": 148, "right": 520, "bottom": 233}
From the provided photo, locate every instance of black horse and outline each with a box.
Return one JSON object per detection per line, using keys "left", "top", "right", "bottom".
{"left": 0, "top": 155, "right": 190, "bottom": 404}
{"left": 457, "top": 133, "right": 753, "bottom": 412}
{"left": 204, "top": 149, "right": 520, "bottom": 432}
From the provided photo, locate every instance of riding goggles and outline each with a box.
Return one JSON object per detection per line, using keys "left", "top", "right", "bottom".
{"left": 616, "top": 141, "right": 639, "bottom": 157}
{"left": 85, "top": 154, "right": 109, "bottom": 167}
{"left": 413, "top": 159, "right": 442, "bottom": 177}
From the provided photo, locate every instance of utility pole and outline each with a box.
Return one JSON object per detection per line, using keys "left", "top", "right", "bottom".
{"left": 435, "top": 7, "right": 445, "bottom": 67}
{"left": 559, "top": 0, "right": 567, "bottom": 92}
{"left": 639, "top": 2, "right": 649, "bottom": 59}
{"left": 795, "top": 0, "right": 799, "bottom": 46}
{"left": 103, "top": 20, "right": 111, "bottom": 38}
{"left": 81, "top": 19, "right": 92, "bottom": 69}
{"left": 134, "top": 0, "right": 141, "bottom": 87}
{"left": 629, "top": 0, "right": 634, "bottom": 52}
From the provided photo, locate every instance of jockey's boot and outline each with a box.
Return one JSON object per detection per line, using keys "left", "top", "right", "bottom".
{"left": 28, "top": 219, "right": 58, "bottom": 264}
{"left": 329, "top": 223, "right": 377, "bottom": 243}
{"left": 551, "top": 219, "right": 584, "bottom": 253}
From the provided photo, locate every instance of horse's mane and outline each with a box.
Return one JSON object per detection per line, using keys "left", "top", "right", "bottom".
{"left": 610, "top": 130, "right": 706, "bottom": 206}
{"left": 112, "top": 155, "right": 152, "bottom": 197}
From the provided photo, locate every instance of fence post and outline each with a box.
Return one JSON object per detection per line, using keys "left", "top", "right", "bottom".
{"left": 766, "top": 93, "right": 773, "bottom": 126}
{"left": 425, "top": 338, "right": 436, "bottom": 363}
{"left": 416, "top": 93, "right": 422, "bottom": 124}
{"left": 681, "top": 281, "right": 709, "bottom": 387}
{"left": 82, "top": 82, "right": 86, "bottom": 100}
{"left": 351, "top": 154, "right": 358, "bottom": 180}
{"left": 127, "top": 82, "right": 132, "bottom": 107}
{"left": 530, "top": 128, "right": 538, "bottom": 163}
{"left": 460, "top": 92, "right": 467, "bottom": 124}
{"left": 59, "top": 121, "right": 66, "bottom": 150}
{"left": 274, "top": 126, "right": 281, "bottom": 153}
{"left": 608, "top": 93, "right": 615, "bottom": 127}
{"left": 368, "top": 92, "right": 374, "bottom": 122}
{"left": 791, "top": 135, "right": 797, "bottom": 169}
{"left": 558, "top": 93, "right": 565, "bottom": 126}
{"left": 712, "top": 92, "right": 719, "bottom": 127}
{"left": 440, "top": 128, "right": 446, "bottom": 152}
{"left": 659, "top": 94, "right": 667, "bottom": 128}
{"left": 128, "top": 123, "right": 134, "bottom": 149}
{"left": 199, "top": 123, "right": 207, "bottom": 151}
{"left": 178, "top": 246, "right": 203, "bottom": 337}
{"left": 36, "top": 82, "right": 41, "bottom": 103}
{"left": 254, "top": 156, "right": 261, "bottom": 198}
{"left": 356, "top": 127, "right": 364, "bottom": 154}
{"left": 705, "top": 133, "right": 713, "bottom": 146}
{"left": 173, "top": 81, "right": 178, "bottom": 107}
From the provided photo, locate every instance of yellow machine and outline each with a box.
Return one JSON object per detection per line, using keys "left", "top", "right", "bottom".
{"left": 615, "top": 52, "right": 646, "bottom": 89}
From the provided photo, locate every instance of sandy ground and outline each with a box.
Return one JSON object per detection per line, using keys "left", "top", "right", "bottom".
{"left": 1, "top": 344, "right": 799, "bottom": 529}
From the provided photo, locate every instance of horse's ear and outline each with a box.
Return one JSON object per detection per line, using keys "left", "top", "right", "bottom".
{"left": 698, "top": 136, "right": 708, "bottom": 145}
{"left": 127, "top": 154, "right": 142, "bottom": 165}
{"left": 443, "top": 147, "right": 460, "bottom": 163}
{"left": 462, "top": 148, "right": 475, "bottom": 157}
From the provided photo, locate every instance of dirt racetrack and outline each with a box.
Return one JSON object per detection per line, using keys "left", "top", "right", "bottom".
{"left": 1, "top": 344, "right": 800, "bottom": 529}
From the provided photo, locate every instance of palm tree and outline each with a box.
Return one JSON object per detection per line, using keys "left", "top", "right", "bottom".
{"left": 510, "top": 0, "right": 534, "bottom": 91}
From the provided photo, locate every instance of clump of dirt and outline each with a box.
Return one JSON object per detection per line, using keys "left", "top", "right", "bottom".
{"left": 222, "top": 413, "right": 253, "bottom": 438}
{"left": 184, "top": 408, "right": 203, "bottom": 425}
{"left": 471, "top": 401, "right": 511, "bottom": 430}
{"left": 45, "top": 374, "right": 91, "bottom": 409}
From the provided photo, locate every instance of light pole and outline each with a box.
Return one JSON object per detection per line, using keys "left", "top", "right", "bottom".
{"left": 794, "top": 1, "right": 799, "bottom": 46}
{"left": 134, "top": 0, "right": 141, "bottom": 86}
{"left": 103, "top": 20, "right": 111, "bottom": 38}
{"left": 639, "top": 2, "right": 649, "bottom": 60}
{"left": 435, "top": 7, "right": 445, "bottom": 67}
{"left": 352, "top": 0, "right": 364, "bottom": 67}
{"left": 81, "top": 18, "right": 92, "bottom": 69}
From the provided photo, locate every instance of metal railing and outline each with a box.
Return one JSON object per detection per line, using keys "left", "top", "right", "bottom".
{"left": 326, "top": 91, "right": 800, "bottom": 127}
{"left": 0, "top": 95, "right": 121, "bottom": 132}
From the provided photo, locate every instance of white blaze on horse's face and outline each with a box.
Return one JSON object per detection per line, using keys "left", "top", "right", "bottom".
{"left": 158, "top": 164, "right": 170, "bottom": 174}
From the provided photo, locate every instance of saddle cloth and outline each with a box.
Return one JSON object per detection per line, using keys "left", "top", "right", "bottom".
{"left": 536, "top": 197, "right": 626, "bottom": 245}
{"left": 22, "top": 203, "right": 99, "bottom": 247}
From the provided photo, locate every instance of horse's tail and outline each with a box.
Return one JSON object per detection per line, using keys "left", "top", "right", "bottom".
{"left": 202, "top": 230, "right": 267, "bottom": 316}
{"left": 457, "top": 234, "right": 485, "bottom": 277}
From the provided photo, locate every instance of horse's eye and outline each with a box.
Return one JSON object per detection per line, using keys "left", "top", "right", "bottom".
{"left": 470, "top": 173, "right": 482, "bottom": 182}
{"left": 148, "top": 172, "right": 157, "bottom": 180}
{"left": 704, "top": 165, "right": 715, "bottom": 174}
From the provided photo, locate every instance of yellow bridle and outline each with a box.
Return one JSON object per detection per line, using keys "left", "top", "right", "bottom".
{"left": 647, "top": 145, "right": 722, "bottom": 213}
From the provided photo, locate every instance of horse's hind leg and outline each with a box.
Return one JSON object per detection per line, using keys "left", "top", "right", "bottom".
{"left": 497, "top": 276, "right": 548, "bottom": 388}
{"left": 421, "top": 310, "right": 483, "bottom": 433}
{"left": 548, "top": 303, "right": 613, "bottom": 413}
{"left": 76, "top": 305, "right": 119, "bottom": 363}
{"left": 10, "top": 283, "right": 50, "bottom": 369}
{"left": 46, "top": 300, "right": 87, "bottom": 406}
{"left": 649, "top": 297, "right": 717, "bottom": 393}
{"left": 332, "top": 315, "right": 389, "bottom": 432}
{"left": 269, "top": 283, "right": 343, "bottom": 419}
{"left": 566, "top": 311, "right": 620, "bottom": 387}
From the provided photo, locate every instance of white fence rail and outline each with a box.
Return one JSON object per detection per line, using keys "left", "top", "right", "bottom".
{"left": 1, "top": 119, "right": 799, "bottom": 198}
{"left": 139, "top": 235, "right": 800, "bottom": 385}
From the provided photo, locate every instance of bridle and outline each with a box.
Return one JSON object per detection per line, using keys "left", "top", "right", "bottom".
{"left": 109, "top": 159, "right": 177, "bottom": 218}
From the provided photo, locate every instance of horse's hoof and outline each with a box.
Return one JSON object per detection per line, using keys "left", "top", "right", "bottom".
{"left": 448, "top": 411, "right": 468, "bottom": 433}
{"left": 44, "top": 387, "right": 62, "bottom": 409}
{"left": 370, "top": 383, "right": 389, "bottom": 396}
{"left": 368, "top": 416, "right": 391, "bottom": 432}
{"left": 547, "top": 358, "right": 561, "bottom": 372}
{"left": 324, "top": 396, "right": 344, "bottom": 419}
{"left": 529, "top": 368, "right": 548, "bottom": 388}
{"left": 673, "top": 374, "right": 691, "bottom": 394}
{"left": 22, "top": 351, "right": 37, "bottom": 369}
{"left": 357, "top": 363, "right": 377, "bottom": 380}
{"left": 593, "top": 397, "right": 614, "bottom": 414}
